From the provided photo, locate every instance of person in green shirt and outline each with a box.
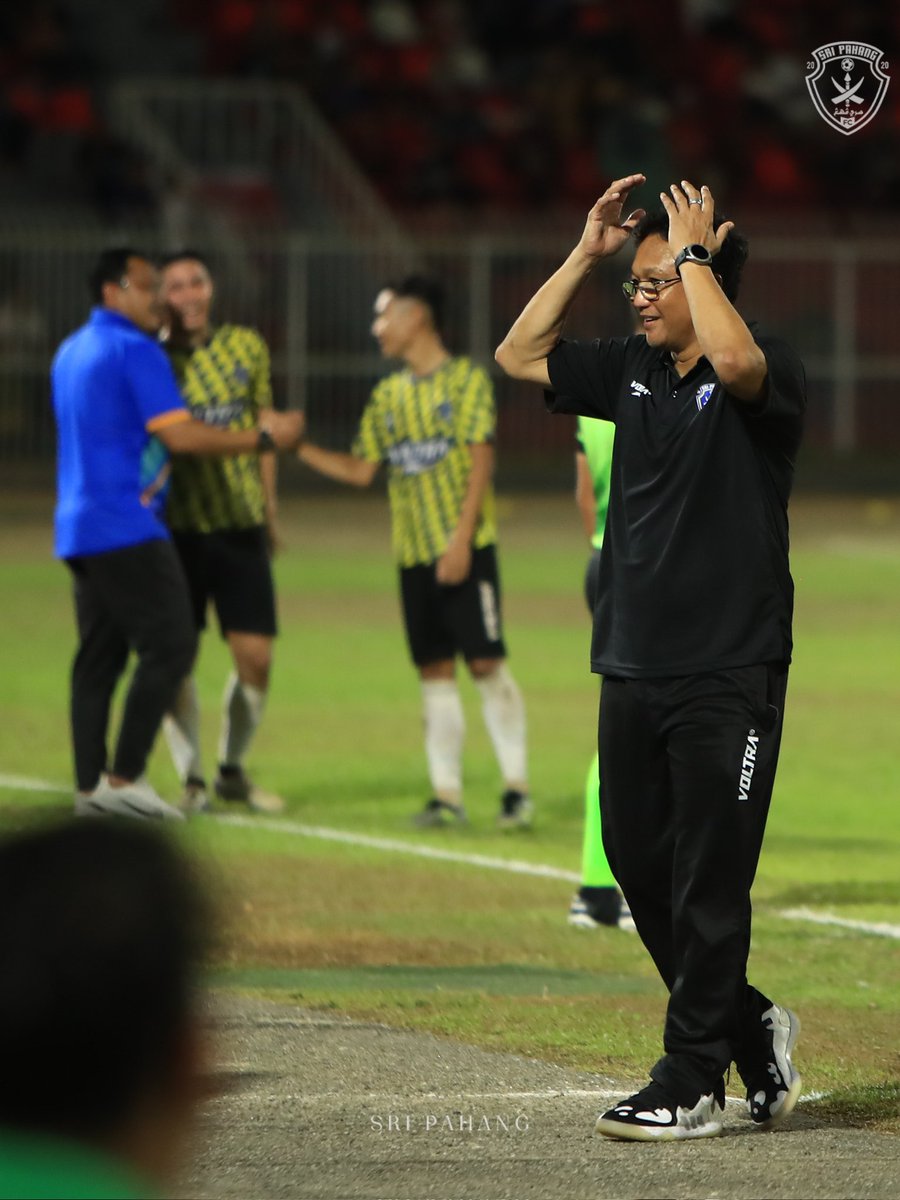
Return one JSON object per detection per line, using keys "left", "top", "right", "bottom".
{"left": 0, "top": 819, "right": 209, "bottom": 1200}
{"left": 567, "top": 416, "right": 634, "bottom": 930}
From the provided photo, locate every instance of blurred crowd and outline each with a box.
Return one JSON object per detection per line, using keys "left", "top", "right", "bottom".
{"left": 1, "top": 0, "right": 899, "bottom": 225}
{"left": 0, "top": 5, "right": 160, "bottom": 224}
{"left": 175, "top": 0, "right": 900, "bottom": 221}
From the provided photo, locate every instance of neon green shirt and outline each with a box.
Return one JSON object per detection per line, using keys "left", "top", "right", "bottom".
{"left": 0, "top": 1128, "right": 154, "bottom": 1199}
{"left": 576, "top": 415, "right": 616, "bottom": 550}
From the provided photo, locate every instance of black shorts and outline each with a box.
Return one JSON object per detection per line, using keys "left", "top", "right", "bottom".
{"left": 400, "top": 544, "right": 507, "bottom": 667}
{"left": 172, "top": 527, "right": 277, "bottom": 638}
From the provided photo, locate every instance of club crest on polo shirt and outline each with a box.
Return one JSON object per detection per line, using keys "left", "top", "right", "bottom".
{"left": 629, "top": 380, "right": 651, "bottom": 397}
{"left": 695, "top": 382, "right": 715, "bottom": 411}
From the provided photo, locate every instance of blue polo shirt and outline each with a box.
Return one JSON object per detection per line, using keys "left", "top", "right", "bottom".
{"left": 52, "top": 308, "right": 190, "bottom": 558}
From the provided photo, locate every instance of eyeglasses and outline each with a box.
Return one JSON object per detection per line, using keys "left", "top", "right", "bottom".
{"left": 621, "top": 277, "right": 682, "bottom": 301}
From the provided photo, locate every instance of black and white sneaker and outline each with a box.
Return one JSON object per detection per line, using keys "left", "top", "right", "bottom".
{"left": 736, "top": 1003, "right": 802, "bottom": 1127}
{"left": 180, "top": 774, "right": 210, "bottom": 814}
{"left": 214, "top": 765, "right": 284, "bottom": 813}
{"left": 595, "top": 1079, "right": 725, "bottom": 1142}
{"left": 568, "top": 887, "right": 632, "bottom": 930}
{"left": 413, "top": 798, "right": 467, "bottom": 828}
{"left": 497, "top": 788, "right": 533, "bottom": 829}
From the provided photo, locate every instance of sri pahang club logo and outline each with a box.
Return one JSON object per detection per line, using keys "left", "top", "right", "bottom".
{"left": 806, "top": 43, "right": 890, "bottom": 135}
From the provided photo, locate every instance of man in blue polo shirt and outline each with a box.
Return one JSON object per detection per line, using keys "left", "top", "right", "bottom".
{"left": 52, "top": 247, "right": 302, "bottom": 820}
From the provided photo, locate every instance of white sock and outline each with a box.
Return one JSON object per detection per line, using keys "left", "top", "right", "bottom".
{"left": 163, "top": 676, "right": 204, "bottom": 782}
{"left": 421, "top": 679, "right": 465, "bottom": 804}
{"left": 219, "top": 672, "right": 266, "bottom": 767}
{"left": 474, "top": 663, "right": 528, "bottom": 792}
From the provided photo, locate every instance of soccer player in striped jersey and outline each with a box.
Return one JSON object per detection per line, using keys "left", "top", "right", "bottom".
{"left": 159, "top": 251, "right": 283, "bottom": 814}
{"left": 297, "top": 276, "right": 530, "bottom": 828}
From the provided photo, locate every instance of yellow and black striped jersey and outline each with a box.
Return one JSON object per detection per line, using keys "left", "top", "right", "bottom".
{"left": 352, "top": 355, "right": 497, "bottom": 567}
{"left": 164, "top": 325, "right": 272, "bottom": 532}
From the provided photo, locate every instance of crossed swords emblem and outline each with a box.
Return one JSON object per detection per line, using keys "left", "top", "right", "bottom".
{"left": 806, "top": 43, "right": 890, "bottom": 135}
{"left": 831, "top": 71, "right": 864, "bottom": 105}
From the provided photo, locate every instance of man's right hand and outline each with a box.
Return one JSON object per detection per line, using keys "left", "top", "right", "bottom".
{"left": 260, "top": 408, "right": 305, "bottom": 450}
{"left": 577, "top": 174, "right": 648, "bottom": 260}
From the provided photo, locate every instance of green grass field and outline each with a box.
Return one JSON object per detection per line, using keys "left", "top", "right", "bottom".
{"left": 1, "top": 489, "right": 899, "bottom": 1132}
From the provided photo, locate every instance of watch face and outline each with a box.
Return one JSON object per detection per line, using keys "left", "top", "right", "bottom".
{"left": 677, "top": 245, "right": 711, "bottom": 270}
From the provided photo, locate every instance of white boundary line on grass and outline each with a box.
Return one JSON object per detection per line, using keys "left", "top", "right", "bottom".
{"left": 215, "top": 812, "right": 582, "bottom": 882}
{"left": 0, "top": 773, "right": 71, "bottom": 794}
{"left": 779, "top": 906, "right": 900, "bottom": 940}
{"left": 3, "top": 773, "right": 900, "bottom": 939}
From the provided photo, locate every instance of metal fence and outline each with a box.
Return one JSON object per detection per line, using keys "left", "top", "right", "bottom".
{"left": 3, "top": 232, "right": 900, "bottom": 486}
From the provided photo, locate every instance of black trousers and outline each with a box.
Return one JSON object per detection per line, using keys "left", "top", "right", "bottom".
{"left": 66, "top": 539, "right": 197, "bottom": 792}
{"left": 598, "top": 664, "right": 788, "bottom": 1096}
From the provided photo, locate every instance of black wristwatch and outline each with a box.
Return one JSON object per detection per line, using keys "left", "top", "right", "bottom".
{"left": 256, "top": 428, "right": 276, "bottom": 453}
{"left": 674, "top": 244, "right": 713, "bottom": 274}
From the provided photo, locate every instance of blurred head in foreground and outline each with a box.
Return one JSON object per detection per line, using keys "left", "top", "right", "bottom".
{"left": 0, "top": 818, "right": 210, "bottom": 1192}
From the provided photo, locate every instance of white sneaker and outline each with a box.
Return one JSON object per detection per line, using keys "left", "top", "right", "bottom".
{"left": 75, "top": 777, "right": 185, "bottom": 822}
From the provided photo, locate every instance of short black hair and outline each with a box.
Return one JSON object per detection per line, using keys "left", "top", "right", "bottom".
{"left": 385, "top": 274, "right": 445, "bottom": 332}
{"left": 0, "top": 819, "right": 210, "bottom": 1143}
{"left": 88, "top": 247, "right": 150, "bottom": 304}
{"left": 159, "top": 248, "right": 213, "bottom": 274}
{"left": 631, "top": 210, "right": 749, "bottom": 302}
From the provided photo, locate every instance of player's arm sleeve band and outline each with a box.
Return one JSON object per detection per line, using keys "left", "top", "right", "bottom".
{"left": 147, "top": 408, "right": 192, "bottom": 431}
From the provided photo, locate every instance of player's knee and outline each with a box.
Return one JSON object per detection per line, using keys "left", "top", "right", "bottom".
{"left": 466, "top": 656, "right": 503, "bottom": 681}
{"left": 235, "top": 649, "right": 271, "bottom": 690}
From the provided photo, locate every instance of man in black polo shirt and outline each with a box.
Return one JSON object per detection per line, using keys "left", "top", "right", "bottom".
{"left": 496, "top": 173, "right": 806, "bottom": 1141}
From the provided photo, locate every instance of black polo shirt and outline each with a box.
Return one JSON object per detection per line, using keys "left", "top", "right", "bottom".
{"left": 547, "top": 330, "right": 806, "bottom": 678}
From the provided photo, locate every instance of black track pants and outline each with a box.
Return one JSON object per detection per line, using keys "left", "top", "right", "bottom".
{"left": 67, "top": 539, "right": 197, "bottom": 792}
{"left": 597, "top": 664, "right": 788, "bottom": 1096}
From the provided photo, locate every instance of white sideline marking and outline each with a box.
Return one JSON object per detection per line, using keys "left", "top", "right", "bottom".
{"left": 215, "top": 812, "right": 582, "bottom": 882}
{"left": 780, "top": 907, "right": 900, "bottom": 940}
{"left": 2, "top": 773, "right": 897, "bottom": 949}
{"left": 0, "top": 773, "right": 70, "bottom": 794}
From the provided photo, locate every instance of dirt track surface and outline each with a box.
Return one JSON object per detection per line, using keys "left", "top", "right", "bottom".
{"left": 177, "top": 994, "right": 899, "bottom": 1200}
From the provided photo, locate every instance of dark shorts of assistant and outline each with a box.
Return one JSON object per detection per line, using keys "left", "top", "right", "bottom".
{"left": 171, "top": 526, "right": 277, "bottom": 638}
{"left": 400, "top": 543, "right": 507, "bottom": 667}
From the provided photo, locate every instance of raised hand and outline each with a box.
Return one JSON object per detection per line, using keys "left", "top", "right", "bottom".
{"left": 661, "top": 181, "right": 734, "bottom": 259}
{"left": 578, "top": 174, "right": 648, "bottom": 260}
